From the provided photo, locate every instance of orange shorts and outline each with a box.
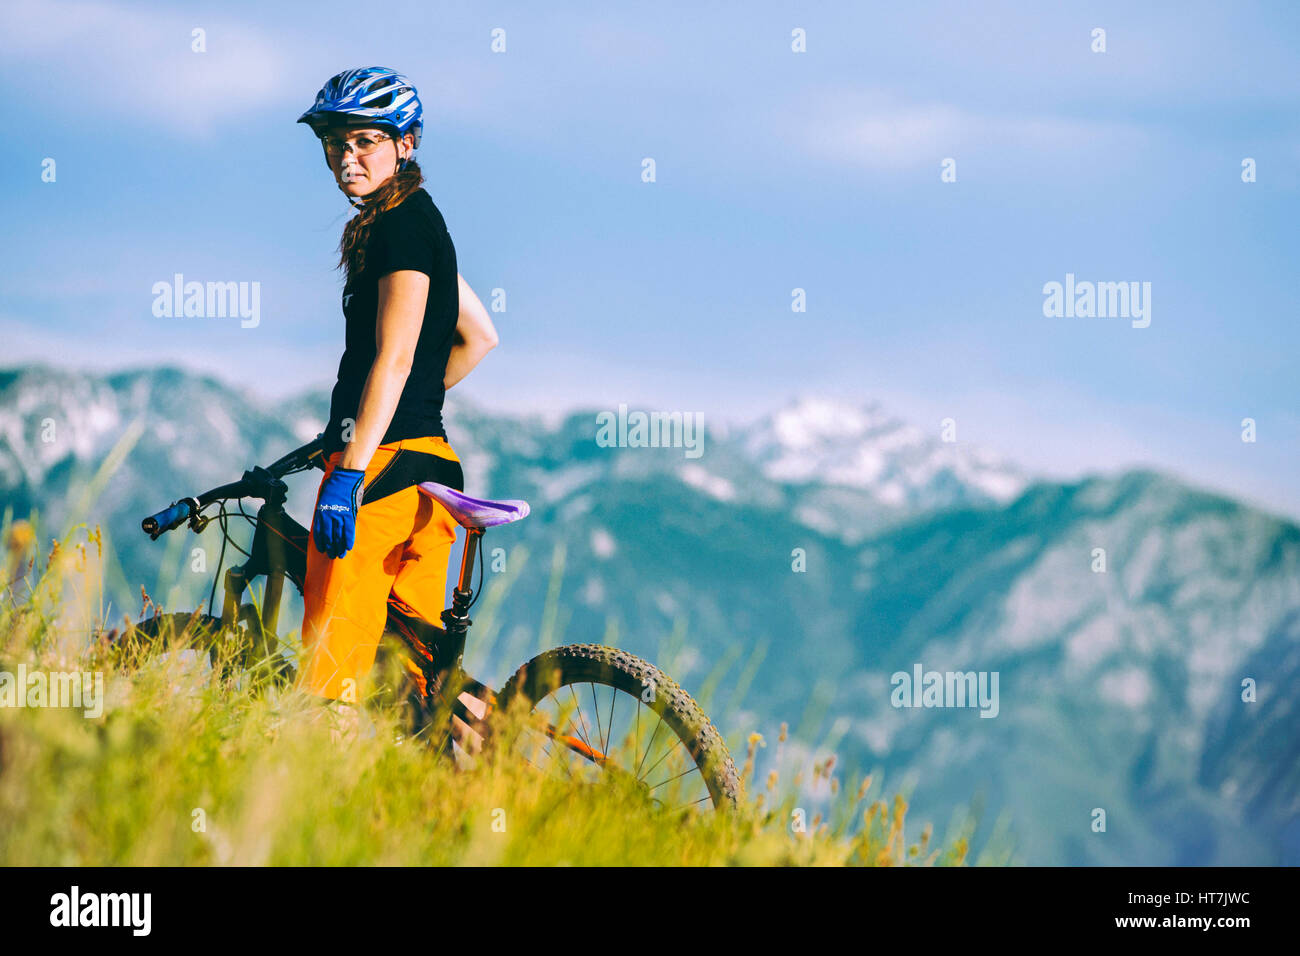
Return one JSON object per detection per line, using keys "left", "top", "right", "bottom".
{"left": 299, "top": 435, "right": 461, "bottom": 701}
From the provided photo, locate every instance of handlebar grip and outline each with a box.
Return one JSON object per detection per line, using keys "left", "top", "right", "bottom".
{"left": 142, "top": 500, "right": 194, "bottom": 537}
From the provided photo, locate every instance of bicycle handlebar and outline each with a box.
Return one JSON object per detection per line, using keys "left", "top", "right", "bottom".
{"left": 264, "top": 434, "right": 328, "bottom": 479}
{"left": 141, "top": 498, "right": 196, "bottom": 538}
{"left": 140, "top": 434, "right": 328, "bottom": 539}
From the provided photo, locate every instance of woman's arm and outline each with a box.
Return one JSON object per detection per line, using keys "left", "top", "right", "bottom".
{"left": 444, "top": 274, "right": 499, "bottom": 390}
{"left": 338, "top": 270, "right": 429, "bottom": 471}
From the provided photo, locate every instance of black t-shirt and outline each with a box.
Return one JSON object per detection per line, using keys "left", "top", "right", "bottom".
{"left": 322, "top": 187, "right": 458, "bottom": 456}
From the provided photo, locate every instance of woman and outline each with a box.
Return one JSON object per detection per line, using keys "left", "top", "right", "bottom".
{"left": 295, "top": 67, "right": 498, "bottom": 707}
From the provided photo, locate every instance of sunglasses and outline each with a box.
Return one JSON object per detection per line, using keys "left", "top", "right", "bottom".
{"left": 321, "top": 132, "right": 393, "bottom": 158}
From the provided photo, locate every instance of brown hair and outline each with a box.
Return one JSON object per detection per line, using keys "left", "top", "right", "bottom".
{"left": 338, "top": 158, "right": 425, "bottom": 280}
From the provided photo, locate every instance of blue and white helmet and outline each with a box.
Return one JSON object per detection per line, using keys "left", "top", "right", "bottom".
{"left": 297, "top": 67, "right": 423, "bottom": 149}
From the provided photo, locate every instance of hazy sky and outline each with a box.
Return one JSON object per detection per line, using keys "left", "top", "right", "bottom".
{"left": 2, "top": 0, "right": 1297, "bottom": 518}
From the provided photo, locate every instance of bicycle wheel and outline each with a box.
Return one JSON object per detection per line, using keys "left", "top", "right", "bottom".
{"left": 115, "top": 611, "right": 223, "bottom": 661}
{"left": 115, "top": 608, "right": 291, "bottom": 687}
{"left": 497, "top": 644, "right": 742, "bottom": 811}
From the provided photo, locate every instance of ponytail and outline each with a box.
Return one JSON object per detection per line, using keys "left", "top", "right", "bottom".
{"left": 338, "top": 159, "right": 425, "bottom": 280}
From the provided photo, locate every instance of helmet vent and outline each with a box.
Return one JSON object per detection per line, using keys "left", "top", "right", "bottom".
{"left": 298, "top": 67, "right": 423, "bottom": 149}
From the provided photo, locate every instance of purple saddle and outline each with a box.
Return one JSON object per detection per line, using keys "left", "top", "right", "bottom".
{"left": 417, "top": 481, "right": 531, "bottom": 529}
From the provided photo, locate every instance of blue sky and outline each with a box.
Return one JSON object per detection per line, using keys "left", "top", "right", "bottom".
{"left": 2, "top": 0, "right": 1297, "bottom": 518}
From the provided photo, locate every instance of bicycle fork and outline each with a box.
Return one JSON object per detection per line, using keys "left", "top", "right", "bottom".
{"left": 218, "top": 492, "right": 302, "bottom": 664}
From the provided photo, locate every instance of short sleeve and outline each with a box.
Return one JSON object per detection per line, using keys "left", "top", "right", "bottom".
{"left": 365, "top": 202, "right": 449, "bottom": 280}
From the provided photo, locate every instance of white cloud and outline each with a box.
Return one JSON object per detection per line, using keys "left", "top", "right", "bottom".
{"left": 790, "top": 88, "right": 1149, "bottom": 170}
{"left": 1, "top": 0, "right": 290, "bottom": 136}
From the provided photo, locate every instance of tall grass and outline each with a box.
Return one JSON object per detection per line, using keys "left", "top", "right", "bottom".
{"left": 0, "top": 518, "right": 980, "bottom": 866}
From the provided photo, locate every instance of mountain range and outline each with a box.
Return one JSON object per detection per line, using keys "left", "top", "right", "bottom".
{"left": 1, "top": 363, "right": 1296, "bottom": 865}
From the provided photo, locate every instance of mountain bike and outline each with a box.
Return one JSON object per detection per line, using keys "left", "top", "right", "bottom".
{"left": 126, "top": 435, "right": 741, "bottom": 811}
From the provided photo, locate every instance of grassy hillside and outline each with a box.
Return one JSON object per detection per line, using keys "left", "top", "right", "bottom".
{"left": 0, "top": 519, "right": 984, "bottom": 867}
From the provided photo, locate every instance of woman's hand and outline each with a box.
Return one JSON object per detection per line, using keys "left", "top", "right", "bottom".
{"left": 313, "top": 466, "right": 366, "bottom": 558}
{"left": 445, "top": 274, "right": 499, "bottom": 389}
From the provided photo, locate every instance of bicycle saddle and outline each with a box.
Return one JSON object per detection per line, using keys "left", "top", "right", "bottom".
{"left": 417, "top": 481, "right": 531, "bottom": 529}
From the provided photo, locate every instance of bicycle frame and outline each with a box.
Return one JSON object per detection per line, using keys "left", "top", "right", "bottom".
{"left": 144, "top": 438, "right": 625, "bottom": 765}
{"left": 212, "top": 465, "right": 497, "bottom": 738}
{"left": 139, "top": 435, "right": 743, "bottom": 808}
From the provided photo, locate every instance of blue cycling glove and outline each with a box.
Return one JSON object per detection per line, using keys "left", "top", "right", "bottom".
{"left": 313, "top": 466, "right": 366, "bottom": 559}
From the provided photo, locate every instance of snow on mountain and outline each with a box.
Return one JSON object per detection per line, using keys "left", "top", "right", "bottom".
{"left": 444, "top": 394, "right": 1027, "bottom": 541}
{"left": 740, "top": 395, "right": 1027, "bottom": 507}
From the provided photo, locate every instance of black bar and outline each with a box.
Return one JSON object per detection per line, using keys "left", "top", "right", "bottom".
{"left": 2, "top": 865, "right": 1282, "bottom": 941}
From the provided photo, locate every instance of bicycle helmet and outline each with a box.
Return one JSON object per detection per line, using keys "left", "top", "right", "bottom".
{"left": 297, "top": 67, "right": 423, "bottom": 150}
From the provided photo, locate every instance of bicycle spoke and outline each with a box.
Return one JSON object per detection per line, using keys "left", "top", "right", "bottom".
{"left": 566, "top": 686, "right": 596, "bottom": 753}
{"left": 604, "top": 685, "right": 617, "bottom": 757}
{"left": 673, "top": 794, "right": 713, "bottom": 812}
{"left": 635, "top": 712, "right": 665, "bottom": 781}
{"left": 646, "top": 762, "right": 701, "bottom": 793}
{"left": 517, "top": 675, "right": 725, "bottom": 813}
{"left": 542, "top": 702, "right": 578, "bottom": 778}
{"left": 640, "top": 733, "right": 689, "bottom": 782}
{"left": 518, "top": 708, "right": 573, "bottom": 780}
{"left": 588, "top": 682, "right": 603, "bottom": 754}
{"left": 547, "top": 694, "right": 604, "bottom": 780}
